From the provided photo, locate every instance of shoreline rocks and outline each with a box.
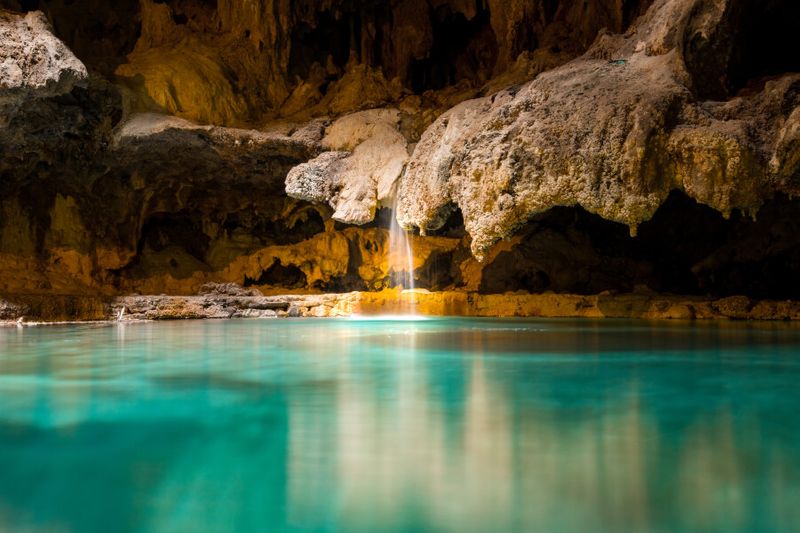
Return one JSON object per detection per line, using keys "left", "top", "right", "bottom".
{"left": 4, "top": 290, "right": 800, "bottom": 324}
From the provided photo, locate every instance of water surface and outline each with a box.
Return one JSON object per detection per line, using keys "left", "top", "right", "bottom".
{"left": 1, "top": 318, "right": 799, "bottom": 532}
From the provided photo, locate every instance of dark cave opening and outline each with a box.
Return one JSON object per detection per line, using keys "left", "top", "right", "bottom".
{"left": 622, "top": 0, "right": 646, "bottom": 28}
{"left": 171, "top": 12, "right": 188, "bottom": 25}
{"left": 431, "top": 208, "right": 467, "bottom": 239}
{"left": 287, "top": 1, "right": 501, "bottom": 94}
{"left": 409, "top": 2, "right": 498, "bottom": 93}
{"left": 138, "top": 213, "right": 210, "bottom": 261}
{"left": 288, "top": 12, "right": 356, "bottom": 82}
{"left": 11, "top": 186, "right": 57, "bottom": 256}
{"left": 223, "top": 207, "right": 325, "bottom": 246}
{"left": 686, "top": 0, "right": 800, "bottom": 99}
{"left": 479, "top": 191, "right": 800, "bottom": 299}
{"left": 244, "top": 259, "right": 307, "bottom": 289}
{"left": 479, "top": 205, "right": 642, "bottom": 296}
{"left": 286, "top": 209, "right": 327, "bottom": 242}
{"left": 415, "top": 251, "right": 457, "bottom": 291}
{"left": 362, "top": 206, "right": 463, "bottom": 236}
{"left": 369, "top": 208, "right": 395, "bottom": 230}
{"left": 319, "top": 237, "right": 369, "bottom": 293}
{"left": 726, "top": 0, "right": 800, "bottom": 94}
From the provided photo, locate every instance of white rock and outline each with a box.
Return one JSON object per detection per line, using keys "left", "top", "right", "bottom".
{"left": 286, "top": 108, "right": 409, "bottom": 225}
{"left": 0, "top": 10, "right": 87, "bottom": 105}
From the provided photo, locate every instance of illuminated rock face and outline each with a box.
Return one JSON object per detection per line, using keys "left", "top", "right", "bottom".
{"left": 0, "top": 0, "right": 799, "bottom": 316}
{"left": 397, "top": 0, "right": 800, "bottom": 258}
{"left": 286, "top": 109, "right": 410, "bottom": 225}
{"left": 0, "top": 9, "right": 86, "bottom": 103}
{"left": 104, "top": 0, "right": 650, "bottom": 126}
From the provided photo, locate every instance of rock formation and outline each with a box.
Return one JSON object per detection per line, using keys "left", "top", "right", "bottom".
{"left": 0, "top": 9, "right": 86, "bottom": 104}
{"left": 397, "top": 0, "right": 800, "bottom": 258}
{"left": 286, "top": 109, "right": 409, "bottom": 224}
{"left": 0, "top": 0, "right": 799, "bottom": 320}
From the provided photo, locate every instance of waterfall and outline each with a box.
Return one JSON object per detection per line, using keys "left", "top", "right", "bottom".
{"left": 388, "top": 192, "right": 417, "bottom": 314}
{"left": 388, "top": 195, "right": 414, "bottom": 290}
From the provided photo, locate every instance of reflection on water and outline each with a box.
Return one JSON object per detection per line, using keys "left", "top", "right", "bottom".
{"left": 1, "top": 319, "right": 800, "bottom": 531}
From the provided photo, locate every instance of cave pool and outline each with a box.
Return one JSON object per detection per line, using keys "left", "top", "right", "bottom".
{"left": 1, "top": 318, "right": 799, "bottom": 532}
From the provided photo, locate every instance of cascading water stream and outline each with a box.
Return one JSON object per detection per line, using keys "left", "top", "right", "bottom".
{"left": 388, "top": 191, "right": 417, "bottom": 315}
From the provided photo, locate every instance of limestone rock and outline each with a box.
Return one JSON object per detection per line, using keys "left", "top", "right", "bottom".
{"left": 284, "top": 151, "right": 351, "bottom": 207}
{"left": 286, "top": 109, "right": 409, "bottom": 224}
{"left": 397, "top": 0, "right": 800, "bottom": 259}
{"left": 0, "top": 9, "right": 87, "bottom": 104}
{"left": 0, "top": 298, "right": 27, "bottom": 320}
{"left": 112, "top": 112, "right": 320, "bottom": 160}
{"left": 198, "top": 282, "right": 263, "bottom": 297}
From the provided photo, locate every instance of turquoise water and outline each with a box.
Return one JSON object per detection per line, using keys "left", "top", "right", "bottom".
{"left": 1, "top": 319, "right": 800, "bottom": 532}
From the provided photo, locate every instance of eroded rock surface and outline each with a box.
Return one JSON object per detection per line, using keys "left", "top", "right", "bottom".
{"left": 0, "top": 9, "right": 86, "bottom": 104}
{"left": 398, "top": 0, "right": 800, "bottom": 258}
{"left": 286, "top": 109, "right": 409, "bottom": 224}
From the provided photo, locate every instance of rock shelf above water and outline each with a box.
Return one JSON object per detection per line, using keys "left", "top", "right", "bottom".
{"left": 4, "top": 290, "right": 800, "bottom": 324}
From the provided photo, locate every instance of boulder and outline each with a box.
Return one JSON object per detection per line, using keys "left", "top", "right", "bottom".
{"left": 0, "top": 10, "right": 87, "bottom": 105}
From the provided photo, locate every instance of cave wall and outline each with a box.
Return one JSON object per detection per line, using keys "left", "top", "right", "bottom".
{"left": 1, "top": 0, "right": 799, "bottom": 306}
{"left": 2, "top": 0, "right": 654, "bottom": 125}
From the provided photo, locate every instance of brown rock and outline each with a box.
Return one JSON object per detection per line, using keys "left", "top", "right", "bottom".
{"left": 712, "top": 295, "right": 753, "bottom": 320}
{"left": 198, "top": 282, "right": 262, "bottom": 297}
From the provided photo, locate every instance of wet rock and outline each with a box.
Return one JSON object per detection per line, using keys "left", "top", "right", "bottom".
{"left": 111, "top": 293, "right": 351, "bottom": 320}
{"left": 234, "top": 308, "right": 278, "bottom": 319}
{"left": 0, "top": 299, "right": 27, "bottom": 320}
{"left": 198, "top": 282, "right": 263, "bottom": 297}
{"left": 2, "top": 289, "right": 799, "bottom": 323}
{"left": 0, "top": 295, "right": 107, "bottom": 322}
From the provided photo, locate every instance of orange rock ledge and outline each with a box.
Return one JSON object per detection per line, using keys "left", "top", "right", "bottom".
{"left": 2, "top": 290, "right": 800, "bottom": 324}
